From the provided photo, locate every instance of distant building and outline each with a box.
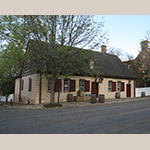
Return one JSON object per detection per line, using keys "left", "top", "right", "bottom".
{"left": 123, "top": 40, "right": 150, "bottom": 87}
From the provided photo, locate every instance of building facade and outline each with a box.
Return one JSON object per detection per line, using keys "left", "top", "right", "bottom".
{"left": 14, "top": 41, "right": 136, "bottom": 104}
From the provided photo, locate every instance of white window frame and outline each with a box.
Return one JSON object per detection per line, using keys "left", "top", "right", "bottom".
{"left": 90, "top": 60, "right": 94, "bottom": 69}
{"left": 108, "top": 81, "right": 112, "bottom": 92}
{"left": 79, "top": 80, "right": 84, "bottom": 91}
{"left": 64, "top": 79, "right": 70, "bottom": 92}
{"left": 117, "top": 82, "right": 121, "bottom": 91}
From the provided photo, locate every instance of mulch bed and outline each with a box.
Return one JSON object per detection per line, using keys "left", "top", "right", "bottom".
{"left": 43, "top": 103, "right": 62, "bottom": 108}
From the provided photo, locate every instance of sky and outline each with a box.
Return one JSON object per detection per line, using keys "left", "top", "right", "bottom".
{"left": 94, "top": 15, "right": 150, "bottom": 59}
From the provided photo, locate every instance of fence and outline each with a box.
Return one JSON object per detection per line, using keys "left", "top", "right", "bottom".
{"left": 0, "top": 94, "right": 14, "bottom": 102}
{"left": 136, "top": 87, "right": 150, "bottom": 97}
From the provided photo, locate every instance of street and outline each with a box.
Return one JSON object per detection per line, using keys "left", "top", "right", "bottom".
{"left": 0, "top": 98, "right": 150, "bottom": 134}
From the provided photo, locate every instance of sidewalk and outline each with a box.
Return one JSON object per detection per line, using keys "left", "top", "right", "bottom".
{"left": 0, "top": 97, "right": 149, "bottom": 110}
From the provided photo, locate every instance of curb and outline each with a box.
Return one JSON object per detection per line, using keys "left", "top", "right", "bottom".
{"left": 0, "top": 97, "right": 149, "bottom": 109}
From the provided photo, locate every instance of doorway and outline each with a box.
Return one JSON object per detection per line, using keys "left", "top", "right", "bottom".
{"left": 91, "top": 82, "right": 98, "bottom": 97}
{"left": 126, "top": 84, "right": 131, "bottom": 97}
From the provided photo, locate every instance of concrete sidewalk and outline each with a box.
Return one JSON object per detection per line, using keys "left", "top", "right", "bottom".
{"left": 0, "top": 97, "right": 149, "bottom": 110}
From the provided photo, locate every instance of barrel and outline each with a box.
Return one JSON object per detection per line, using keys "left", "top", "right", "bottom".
{"left": 78, "top": 91, "right": 84, "bottom": 97}
{"left": 141, "top": 92, "right": 145, "bottom": 97}
{"left": 99, "top": 94, "right": 105, "bottom": 103}
{"left": 67, "top": 94, "right": 73, "bottom": 102}
{"left": 91, "top": 94, "right": 97, "bottom": 103}
{"left": 115, "top": 92, "right": 120, "bottom": 99}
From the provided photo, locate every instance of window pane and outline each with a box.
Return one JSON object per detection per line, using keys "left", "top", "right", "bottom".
{"left": 108, "top": 81, "right": 112, "bottom": 91}
{"left": 64, "top": 79, "right": 70, "bottom": 92}
{"left": 79, "top": 80, "right": 84, "bottom": 91}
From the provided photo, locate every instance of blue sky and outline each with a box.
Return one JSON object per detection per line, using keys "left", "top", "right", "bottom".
{"left": 95, "top": 15, "right": 150, "bottom": 59}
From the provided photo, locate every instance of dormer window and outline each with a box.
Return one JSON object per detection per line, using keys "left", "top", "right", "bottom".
{"left": 90, "top": 60, "right": 94, "bottom": 69}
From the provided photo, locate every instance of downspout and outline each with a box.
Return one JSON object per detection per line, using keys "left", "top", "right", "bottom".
{"left": 19, "top": 74, "right": 22, "bottom": 103}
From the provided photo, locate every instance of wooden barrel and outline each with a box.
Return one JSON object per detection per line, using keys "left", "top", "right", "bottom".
{"left": 115, "top": 92, "right": 120, "bottom": 99}
{"left": 67, "top": 94, "right": 73, "bottom": 102}
{"left": 91, "top": 94, "right": 97, "bottom": 103}
{"left": 99, "top": 94, "right": 105, "bottom": 103}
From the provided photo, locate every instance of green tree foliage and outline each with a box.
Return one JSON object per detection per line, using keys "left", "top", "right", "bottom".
{"left": 0, "top": 15, "right": 108, "bottom": 104}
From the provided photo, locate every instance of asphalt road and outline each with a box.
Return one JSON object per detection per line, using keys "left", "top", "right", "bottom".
{"left": 0, "top": 98, "right": 150, "bottom": 134}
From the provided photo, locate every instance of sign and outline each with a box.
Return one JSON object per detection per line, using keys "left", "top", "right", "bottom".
{"left": 99, "top": 77, "right": 103, "bottom": 83}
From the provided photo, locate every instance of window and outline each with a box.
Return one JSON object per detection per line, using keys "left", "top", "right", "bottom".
{"left": 21, "top": 79, "right": 24, "bottom": 91}
{"left": 90, "top": 60, "right": 94, "bottom": 69}
{"left": 108, "top": 81, "right": 112, "bottom": 92}
{"left": 143, "top": 55, "right": 145, "bottom": 59}
{"left": 142, "top": 63, "right": 146, "bottom": 68}
{"left": 108, "top": 81, "right": 116, "bottom": 92}
{"left": 29, "top": 78, "right": 32, "bottom": 91}
{"left": 48, "top": 79, "right": 62, "bottom": 92}
{"left": 79, "top": 80, "right": 85, "bottom": 91}
{"left": 64, "top": 79, "right": 76, "bottom": 92}
{"left": 64, "top": 79, "right": 70, "bottom": 92}
{"left": 117, "top": 82, "right": 121, "bottom": 91}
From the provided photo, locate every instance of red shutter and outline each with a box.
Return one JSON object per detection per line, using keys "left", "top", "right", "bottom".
{"left": 85, "top": 80, "right": 90, "bottom": 92}
{"left": 70, "top": 80, "right": 76, "bottom": 92}
{"left": 29, "top": 78, "right": 32, "bottom": 91}
{"left": 121, "top": 82, "right": 124, "bottom": 92}
{"left": 112, "top": 82, "right": 116, "bottom": 92}
{"left": 55, "top": 79, "right": 62, "bottom": 92}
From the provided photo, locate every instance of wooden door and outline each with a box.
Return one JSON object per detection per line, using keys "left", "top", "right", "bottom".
{"left": 91, "top": 82, "right": 98, "bottom": 97}
{"left": 126, "top": 84, "right": 131, "bottom": 97}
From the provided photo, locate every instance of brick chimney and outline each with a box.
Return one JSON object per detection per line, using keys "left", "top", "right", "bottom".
{"left": 141, "top": 40, "right": 148, "bottom": 51}
{"left": 101, "top": 45, "right": 106, "bottom": 53}
{"left": 49, "top": 34, "right": 55, "bottom": 43}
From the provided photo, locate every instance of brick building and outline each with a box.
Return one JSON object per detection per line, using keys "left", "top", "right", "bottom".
{"left": 123, "top": 40, "right": 150, "bottom": 87}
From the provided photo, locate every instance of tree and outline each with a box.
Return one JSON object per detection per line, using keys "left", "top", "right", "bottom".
{"left": 107, "top": 46, "right": 134, "bottom": 61}
{"left": 1, "top": 15, "right": 108, "bottom": 104}
{"left": 0, "top": 42, "right": 25, "bottom": 102}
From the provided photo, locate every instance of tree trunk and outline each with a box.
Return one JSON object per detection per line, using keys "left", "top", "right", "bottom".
{"left": 50, "top": 79, "right": 55, "bottom": 104}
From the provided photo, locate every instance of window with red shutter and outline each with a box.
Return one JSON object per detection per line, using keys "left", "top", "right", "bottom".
{"left": 112, "top": 82, "right": 116, "bottom": 92}
{"left": 85, "top": 80, "right": 90, "bottom": 92}
{"left": 70, "top": 80, "right": 76, "bottom": 92}
{"left": 55, "top": 79, "right": 62, "bottom": 92}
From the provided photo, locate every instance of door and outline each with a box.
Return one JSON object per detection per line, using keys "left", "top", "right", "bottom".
{"left": 126, "top": 84, "right": 131, "bottom": 97}
{"left": 91, "top": 82, "right": 98, "bottom": 97}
